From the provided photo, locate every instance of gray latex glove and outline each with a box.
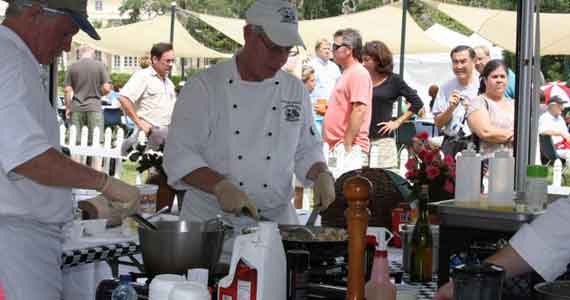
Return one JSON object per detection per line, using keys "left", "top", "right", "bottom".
{"left": 313, "top": 172, "right": 336, "bottom": 209}
{"left": 213, "top": 179, "right": 258, "bottom": 218}
{"left": 98, "top": 175, "right": 141, "bottom": 211}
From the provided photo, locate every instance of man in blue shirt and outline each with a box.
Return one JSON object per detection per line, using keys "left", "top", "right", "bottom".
{"left": 309, "top": 38, "right": 341, "bottom": 134}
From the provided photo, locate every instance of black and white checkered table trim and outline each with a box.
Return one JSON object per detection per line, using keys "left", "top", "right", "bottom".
{"left": 61, "top": 241, "right": 140, "bottom": 269}
{"left": 390, "top": 260, "right": 437, "bottom": 300}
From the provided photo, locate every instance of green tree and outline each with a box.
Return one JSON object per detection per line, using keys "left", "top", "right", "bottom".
{"left": 119, "top": 0, "right": 173, "bottom": 24}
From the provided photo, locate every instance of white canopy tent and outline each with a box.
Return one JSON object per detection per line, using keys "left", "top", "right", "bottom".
{"left": 73, "top": 15, "right": 229, "bottom": 58}
{"left": 425, "top": 23, "right": 504, "bottom": 59}
{"left": 425, "top": 0, "right": 570, "bottom": 55}
{"left": 186, "top": 4, "right": 449, "bottom": 54}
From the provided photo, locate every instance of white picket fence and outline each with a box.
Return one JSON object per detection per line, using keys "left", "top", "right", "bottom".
{"left": 59, "top": 124, "right": 125, "bottom": 178}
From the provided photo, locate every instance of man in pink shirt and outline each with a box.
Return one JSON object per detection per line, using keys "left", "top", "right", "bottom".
{"left": 323, "top": 28, "right": 373, "bottom": 177}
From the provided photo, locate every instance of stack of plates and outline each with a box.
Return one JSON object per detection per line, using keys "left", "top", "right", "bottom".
{"left": 169, "top": 282, "right": 210, "bottom": 300}
{"left": 149, "top": 274, "right": 186, "bottom": 300}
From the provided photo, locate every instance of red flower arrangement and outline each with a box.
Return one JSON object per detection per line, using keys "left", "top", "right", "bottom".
{"left": 405, "top": 131, "right": 456, "bottom": 200}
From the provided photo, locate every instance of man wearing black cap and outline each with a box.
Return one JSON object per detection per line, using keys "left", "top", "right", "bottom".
{"left": 539, "top": 95, "right": 570, "bottom": 159}
{"left": 0, "top": 1, "right": 140, "bottom": 299}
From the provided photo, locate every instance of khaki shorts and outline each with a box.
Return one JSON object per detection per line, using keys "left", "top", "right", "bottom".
{"left": 366, "top": 138, "right": 398, "bottom": 169}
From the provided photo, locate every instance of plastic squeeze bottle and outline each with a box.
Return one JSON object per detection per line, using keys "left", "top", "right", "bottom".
{"left": 365, "top": 227, "right": 396, "bottom": 300}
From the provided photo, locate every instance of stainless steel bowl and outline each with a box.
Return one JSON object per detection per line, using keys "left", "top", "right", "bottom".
{"left": 535, "top": 281, "right": 570, "bottom": 300}
{"left": 138, "top": 219, "right": 229, "bottom": 276}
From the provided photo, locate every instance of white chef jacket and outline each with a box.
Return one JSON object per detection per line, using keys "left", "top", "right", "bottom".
{"left": 164, "top": 57, "right": 325, "bottom": 224}
{"left": 510, "top": 198, "right": 570, "bottom": 281}
{"left": 0, "top": 25, "right": 71, "bottom": 300}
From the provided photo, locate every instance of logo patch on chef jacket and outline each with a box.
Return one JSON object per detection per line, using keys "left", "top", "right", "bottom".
{"left": 281, "top": 101, "right": 302, "bottom": 123}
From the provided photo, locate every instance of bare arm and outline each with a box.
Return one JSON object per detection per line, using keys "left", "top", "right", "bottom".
{"left": 434, "top": 91, "right": 461, "bottom": 129}
{"left": 542, "top": 130, "right": 570, "bottom": 139}
{"left": 344, "top": 102, "right": 368, "bottom": 151}
{"left": 13, "top": 148, "right": 106, "bottom": 190}
{"left": 436, "top": 246, "right": 532, "bottom": 300}
{"left": 486, "top": 246, "right": 533, "bottom": 278}
{"left": 182, "top": 167, "right": 225, "bottom": 195}
{"left": 118, "top": 95, "right": 152, "bottom": 134}
{"left": 63, "top": 86, "right": 73, "bottom": 119}
{"left": 467, "top": 110, "right": 513, "bottom": 143}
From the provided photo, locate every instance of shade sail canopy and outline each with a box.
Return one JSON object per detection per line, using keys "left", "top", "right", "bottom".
{"left": 425, "top": 23, "right": 504, "bottom": 58}
{"left": 425, "top": 0, "right": 570, "bottom": 55}
{"left": 190, "top": 4, "right": 449, "bottom": 54}
{"left": 73, "top": 15, "right": 229, "bottom": 58}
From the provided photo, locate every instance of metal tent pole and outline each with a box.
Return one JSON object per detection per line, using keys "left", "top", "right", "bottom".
{"left": 170, "top": 2, "right": 176, "bottom": 45}
{"left": 397, "top": 0, "right": 408, "bottom": 117}
{"left": 514, "top": 0, "right": 535, "bottom": 192}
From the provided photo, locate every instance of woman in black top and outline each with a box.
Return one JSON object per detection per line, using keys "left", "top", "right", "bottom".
{"left": 362, "top": 41, "right": 424, "bottom": 168}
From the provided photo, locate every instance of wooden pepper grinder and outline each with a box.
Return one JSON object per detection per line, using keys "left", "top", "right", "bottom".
{"left": 343, "top": 175, "right": 372, "bottom": 300}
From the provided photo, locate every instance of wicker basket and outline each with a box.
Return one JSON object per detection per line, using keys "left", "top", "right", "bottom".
{"left": 321, "top": 167, "right": 409, "bottom": 229}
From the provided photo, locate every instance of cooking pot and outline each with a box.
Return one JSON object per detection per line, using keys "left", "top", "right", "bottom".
{"left": 138, "top": 218, "right": 230, "bottom": 276}
{"left": 535, "top": 281, "right": 570, "bottom": 300}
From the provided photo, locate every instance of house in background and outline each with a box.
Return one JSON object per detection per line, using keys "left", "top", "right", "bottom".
{"left": 0, "top": 1, "right": 213, "bottom": 76}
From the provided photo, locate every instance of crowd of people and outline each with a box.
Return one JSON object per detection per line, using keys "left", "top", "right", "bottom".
{"left": 4, "top": 0, "right": 570, "bottom": 299}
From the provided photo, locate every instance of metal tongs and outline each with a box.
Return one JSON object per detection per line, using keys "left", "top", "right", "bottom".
{"left": 129, "top": 206, "right": 170, "bottom": 231}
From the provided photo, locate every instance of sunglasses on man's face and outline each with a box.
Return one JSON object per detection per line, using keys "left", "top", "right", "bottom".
{"left": 332, "top": 43, "right": 351, "bottom": 51}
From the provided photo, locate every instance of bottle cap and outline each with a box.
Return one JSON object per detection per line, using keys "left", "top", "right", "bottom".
{"left": 527, "top": 165, "right": 548, "bottom": 178}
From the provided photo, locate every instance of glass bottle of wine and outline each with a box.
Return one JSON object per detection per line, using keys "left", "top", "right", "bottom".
{"left": 410, "top": 184, "right": 433, "bottom": 282}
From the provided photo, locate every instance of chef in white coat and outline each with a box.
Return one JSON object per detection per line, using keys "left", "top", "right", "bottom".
{"left": 164, "top": 0, "right": 336, "bottom": 256}
{"left": 0, "top": 1, "right": 140, "bottom": 299}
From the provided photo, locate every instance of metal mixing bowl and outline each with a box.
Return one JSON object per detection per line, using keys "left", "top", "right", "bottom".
{"left": 138, "top": 218, "right": 229, "bottom": 276}
{"left": 535, "top": 281, "right": 570, "bottom": 300}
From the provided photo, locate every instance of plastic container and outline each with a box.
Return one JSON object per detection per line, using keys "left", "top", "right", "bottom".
{"left": 137, "top": 184, "right": 159, "bottom": 214}
{"left": 218, "top": 222, "right": 286, "bottom": 300}
{"left": 149, "top": 274, "right": 186, "bottom": 300}
{"left": 112, "top": 275, "right": 138, "bottom": 300}
{"left": 455, "top": 149, "right": 482, "bottom": 206}
{"left": 525, "top": 165, "right": 548, "bottom": 212}
{"left": 488, "top": 150, "right": 515, "bottom": 209}
{"left": 169, "top": 282, "right": 210, "bottom": 300}
{"left": 553, "top": 159, "right": 563, "bottom": 187}
{"left": 365, "top": 227, "right": 396, "bottom": 300}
